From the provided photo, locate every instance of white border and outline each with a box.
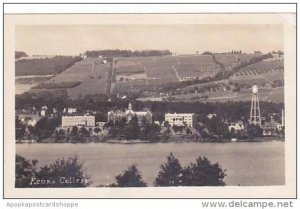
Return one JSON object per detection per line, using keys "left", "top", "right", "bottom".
{"left": 1, "top": 5, "right": 297, "bottom": 209}
{"left": 4, "top": 3, "right": 296, "bottom": 14}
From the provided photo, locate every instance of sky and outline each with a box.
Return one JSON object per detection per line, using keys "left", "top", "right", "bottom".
{"left": 16, "top": 24, "right": 283, "bottom": 56}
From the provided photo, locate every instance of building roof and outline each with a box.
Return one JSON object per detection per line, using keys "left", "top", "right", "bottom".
{"left": 135, "top": 111, "right": 151, "bottom": 115}
{"left": 165, "top": 113, "right": 194, "bottom": 115}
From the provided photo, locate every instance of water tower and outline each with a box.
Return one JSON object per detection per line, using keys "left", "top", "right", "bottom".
{"left": 249, "top": 85, "right": 261, "bottom": 127}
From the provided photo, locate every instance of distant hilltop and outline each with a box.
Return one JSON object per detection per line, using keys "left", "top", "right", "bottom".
{"left": 15, "top": 51, "right": 28, "bottom": 59}
{"left": 83, "top": 49, "right": 172, "bottom": 58}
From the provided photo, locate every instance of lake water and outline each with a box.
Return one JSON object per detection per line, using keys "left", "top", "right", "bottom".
{"left": 16, "top": 141, "right": 285, "bottom": 186}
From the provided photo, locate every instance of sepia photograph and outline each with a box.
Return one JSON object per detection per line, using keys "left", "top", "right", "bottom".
{"left": 3, "top": 6, "right": 296, "bottom": 199}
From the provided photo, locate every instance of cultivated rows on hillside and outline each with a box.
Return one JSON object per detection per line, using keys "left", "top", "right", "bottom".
{"left": 15, "top": 56, "right": 82, "bottom": 76}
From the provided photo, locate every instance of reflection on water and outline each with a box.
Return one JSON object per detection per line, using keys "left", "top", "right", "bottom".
{"left": 16, "top": 141, "right": 285, "bottom": 186}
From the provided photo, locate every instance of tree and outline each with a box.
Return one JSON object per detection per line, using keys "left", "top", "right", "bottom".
{"left": 15, "top": 51, "right": 28, "bottom": 59}
{"left": 33, "top": 117, "right": 58, "bottom": 141}
{"left": 246, "top": 124, "right": 263, "bottom": 138}
{"left": 80, "top": 126, "right": 90, "bottom": 137}
{"left": 123, "top": 124, "right": 140, "bottom": 140}
{"left": 139, "top": 123, "right": 161, "bottom": 142}
{"left": 154, "top": 153, "right": 183, "bottom": 186}
{"left": 123, "top": 116, "right": 140, "bottom": 140}
{"left": 15, "top": 116, "right": 26, "bottom": 139}
{"left": 181, "top": 156, "right": 226, "bottom": 186}
{"left": 36, "top": 156, "right": 91, "bottom": 187}
{"left": 71, "top": 126, "right": 78, "bottom": 137}
{"left": 164, "top": 121, "right": 170, "bottom": 127}
{"left": 94, "top": 127, "right": 101, "bottom": 135}
{"left": 186, "top": 127, "right": 192, "bottom": 135}
{"left": 172, "top": 125, "right": 180, "bottom": 133}
{"left": 162, "top": 127, "right": 171, "bottom": 140}
{"left": 15, "top": 155, "right": 38, "bottom": 187}
{"left": 113, "top": 165, "right": 147, "bottom": 187}
{"left": 54, "top": 130, "right": 60, "bottom": 142}
{"left": 15, "top": 155, "right": 90, "bottom": 188}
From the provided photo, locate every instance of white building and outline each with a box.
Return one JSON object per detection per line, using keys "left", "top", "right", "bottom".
{"left": 154, "top": 121, "right": 161, "bottom": 126}
{"left": 228, "top": 121, "right": 244, "bottom": 132}
{"left": 179, "top": 76, "right": 197, "bottom": 82}
{"left": 165, "top": 113, "right": 196, "bottom": 127}
{"left": 96, "top": 122, "right": 106, "bottom": 129}
{"left": 27, "top": 119, "right": 37, "bottom": 127}
{"left": 63, "top": 108, "right": 77, "bottom": 114}
{"left": 40, "top": 110, "right": 46, "bottom": 117}
{"left": 40, "top": 105, "right": 48, "bottom": 116}
{"left": 207, "top": 113, "right": 217, "bottom": 119}
{"left": 62, "top": 115, "right": 95, "bottom": 127}
{"left": 108, "top": 103, "right": 152, "bottom": 126}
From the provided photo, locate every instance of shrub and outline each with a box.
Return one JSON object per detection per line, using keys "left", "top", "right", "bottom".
{"left": 154, "top": 153, "right": 183, "bottom": 186}
{"left": 112, "top": 165, "right": 147, "bottom": 187}
{"left": 154, "top": 153, "right": 226, "bottom": 187}
{"left": 15, "top": 155, "right": 91, "bottom": 188}
{"left": 181, "top": 156, "right": 226, "bottom": 186}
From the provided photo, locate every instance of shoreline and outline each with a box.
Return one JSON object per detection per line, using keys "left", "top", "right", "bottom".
{"left": 16, "top": 137, "right": 284, "bottom": 144}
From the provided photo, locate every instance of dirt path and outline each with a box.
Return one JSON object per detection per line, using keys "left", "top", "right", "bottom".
{"left": 171, "top": 65, "right": 180, "bottom": 81}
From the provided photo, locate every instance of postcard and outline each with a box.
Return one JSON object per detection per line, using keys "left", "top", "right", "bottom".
{"left": 3, "top": 7, "right": 296, "bottom": 198}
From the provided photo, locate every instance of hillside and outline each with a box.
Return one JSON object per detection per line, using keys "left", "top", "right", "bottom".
{"left": 15, "top": 56, "right": 82, "bottom": 76}
{"left": 15, "top": 51, "right": 28, "bottom": 59}
{"left": 15, "top": 53, "right": 284, "bottom": 103}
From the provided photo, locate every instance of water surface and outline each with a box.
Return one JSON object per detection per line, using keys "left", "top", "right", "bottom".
{"left": 16, "top": 141, "right": 285, "bottom": 186}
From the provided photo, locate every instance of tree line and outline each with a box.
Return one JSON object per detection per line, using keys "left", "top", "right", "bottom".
{"left": 16, "top": 91, "right": 284, "bottom": 125}
{"left": 84, "top": 49, "right": 172, "bottom": 58}
{"left": 16, "top": 153, "right": 226, "bottom": 187}
{"left": 15, "top": 51, "right": 28, "bottom": 59}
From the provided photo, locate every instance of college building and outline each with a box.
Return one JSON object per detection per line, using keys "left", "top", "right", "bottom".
{"left": 61, "top": 115, "right": 95, "bottom": 127}
{"left": 164, "top": 113, "right": 196, "bottom": 127}
{"left": 108, "top": 103, "right": 152, "bottom": 126}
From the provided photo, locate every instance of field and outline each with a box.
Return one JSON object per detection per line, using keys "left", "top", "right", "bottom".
{"left": 230, "top": 60, "right": 284, "bottom": 85}
{"left": 15, "top": 54, "right": 285, "bottom": 103}
{"left": 214, "top": 54, "right": 260, "bottom": 67}
{"left": 32, "top": 81, "right": 81, "bottom": 89}
{"left": 113, "top": 55, "right": 221, "bottom": 87}
{"left": 166, "top": 86, "right": 284, "bottom": 103}
{"left": 15, "top": 56, "right": 82, "bottom": 76}
{"left": 115, "top": 60, "right": 145, "bottom": 75}
{"left": 68, "top": 59, "right": 109, "bottom": 97}
{"left": 140, "top": 56, "right": 179, "bottom": 83}
{"left": 113, "top": 80, "right": 147, "bottom": 94}
{"left": 41, "top": 58, "right": 109, "bottom": 98}
{"left": 173, "top": 55, "right": 219, "bottom": 78}
{"left": 234, "top": 60, "right": 283, "bottom": 76}
{"left": 15, "top": 75, "right": 54, "bottom": 94}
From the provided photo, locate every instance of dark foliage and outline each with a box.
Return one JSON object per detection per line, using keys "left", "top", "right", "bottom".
{"left": 154, "top": 153, "right": 226, "bottom": 187}
{"left": 154, "top": 153, "right": 183, "bottom": 186}
{"left": 15, "top": 51, "right": 28, "bottom": 59}
{"left": 85, "top": 49, "right": 172, "bottom": 58}
{"left": 33, "top": 116, "right": 60, "bottom": 141}
{"left": 112, "top": 165, "right": 147, "bottom": 187}
{"left": 15, "top": 155, "right": 38, "bottom": 187}
{"left": 139, "top": 123, "right": 161, "bottom": 142}
{"left": 246, "top": 124, "right": 263, "bottom": 138}
{"left": 181, "top": 156, "right": 226, "bottom": 186}
{"left": 15, "top": 155, "right": 90, "bottom": 188}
